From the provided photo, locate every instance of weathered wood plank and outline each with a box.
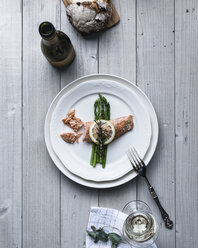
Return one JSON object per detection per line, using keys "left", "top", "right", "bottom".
{"left": 175, "top": 1, "right": 198, "bottom": 247}
{"left": 98, "top": 0, "right": 137, "bottom": 210}
{"left": 0, "top": 1, "right": 22, "bottom": 247}
{"left": 23, "top": 1, "right": 61, "bottom": 247}
{"left": 99, "top": 0, "right": 136, "bottom": 81}
{"left": 60, "top": 2, "right": 98, "bottom": 248}
{"left": 136, "top": 1, "right": 175, "bottom": 247}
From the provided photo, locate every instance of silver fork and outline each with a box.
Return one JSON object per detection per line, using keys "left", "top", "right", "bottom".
{"left": 127, "top": 147, "right": 174, "bottom": 229}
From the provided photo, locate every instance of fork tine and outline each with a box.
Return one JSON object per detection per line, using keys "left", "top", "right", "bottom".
{"left": 128, "top": 148, "right": 139, "bottom": 170}
{"left": 131, "top": 148, "right": 141, "bottom": 169}
{"left": 126, "top": 150, "right": 138, "bottom": 171}
{"left": 130, "top": 147, "right": 141, "bottom": 169}
{"left": 132, "top": 147, "right": 145, "bottom": 167}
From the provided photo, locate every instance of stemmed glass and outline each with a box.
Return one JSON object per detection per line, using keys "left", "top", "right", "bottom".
{"left": 122, "top": 200, "right": 159, "bottom": 248}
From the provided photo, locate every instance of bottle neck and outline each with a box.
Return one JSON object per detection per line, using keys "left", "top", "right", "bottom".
{"left": 42, "top": 32, "right": 59, "bottom": 46}
{"left": 39, "top": 22, "right": 58, "bottom": 45}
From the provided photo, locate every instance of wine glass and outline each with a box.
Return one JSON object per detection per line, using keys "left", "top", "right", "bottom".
{"left": 122, "top": 200, "right": 159, "bottom": 248}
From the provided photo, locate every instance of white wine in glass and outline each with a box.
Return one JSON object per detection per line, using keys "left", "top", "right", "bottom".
{"left": 122, "top": 201, "right": 158, "bottom": 248}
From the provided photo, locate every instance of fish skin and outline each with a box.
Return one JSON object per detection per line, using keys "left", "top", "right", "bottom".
{"left": 82, "top": 115, "right": 133, "bottom": 143}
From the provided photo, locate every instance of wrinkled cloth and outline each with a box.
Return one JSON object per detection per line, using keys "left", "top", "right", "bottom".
{"left": 86, "top": 207, "right": 157, "bottom": 248}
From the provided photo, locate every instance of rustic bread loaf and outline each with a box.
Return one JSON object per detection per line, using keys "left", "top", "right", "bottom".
{"left": 65, "top": 0, "right": 113, "bottom": 35}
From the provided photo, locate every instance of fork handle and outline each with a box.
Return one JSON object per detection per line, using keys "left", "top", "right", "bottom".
{"left": 144, "top": 177, "right": 174, "bottom": 229}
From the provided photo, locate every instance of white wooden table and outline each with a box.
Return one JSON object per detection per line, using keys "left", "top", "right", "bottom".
{"left": 1, "top": 0, "right": 198, "bottom": 247}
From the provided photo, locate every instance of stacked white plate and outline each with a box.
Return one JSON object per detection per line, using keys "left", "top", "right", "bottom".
{"left": 45, "top": 74, "right": 158, "bottom": 188}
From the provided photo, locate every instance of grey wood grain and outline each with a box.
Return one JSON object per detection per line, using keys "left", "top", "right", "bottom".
{"left": 175, "top": 1, "right": 198, "bottom": 247}
{"left": 23, "top": 1, "right": 61, "bottom": 247}
{"left": 1, "top": 0, "right": 198, "bottom": 247}
{"left": 0, "top": 0, "right": 22, "bottom": 247}
{"left": 136, "top": 1, "right": 175, "bottom": 247}
{"left": 98, "top": 0, "right": 137, "bottom": 210}
{"left": 60, "top": 2, "right": 98, "bottom": 248}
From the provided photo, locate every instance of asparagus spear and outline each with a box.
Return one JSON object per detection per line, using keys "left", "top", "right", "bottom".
{"left": 94, "top": 100, "right": 99, "bottom": 121}
{"left": 90, "top": 144, "right": 95, "bottom": 165}
{"left": 93, "top": 148, "right": 97, "bottom": 167}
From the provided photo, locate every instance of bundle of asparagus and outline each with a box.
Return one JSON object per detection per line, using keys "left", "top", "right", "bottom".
{"left": 90, "top": 94, "right": 110, "bottom": 168}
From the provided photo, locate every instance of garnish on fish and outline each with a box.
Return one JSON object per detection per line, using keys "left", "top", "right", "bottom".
{"left": 83, "top": 115, "right": 133, "bottom": 143}
{"left": 89, "top": 120, "right": 115, "bottom": 145}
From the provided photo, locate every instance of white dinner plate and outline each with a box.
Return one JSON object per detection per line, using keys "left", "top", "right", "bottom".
{"left": 45, "top": 74, "right": 158, "bottom": 188}
{"left": 50, "top": 78, "right": 152, "bottom": 181}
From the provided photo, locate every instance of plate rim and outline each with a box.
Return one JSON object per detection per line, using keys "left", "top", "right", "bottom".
{"left": 44, "top": 73, "right": 159, "bottom": 188}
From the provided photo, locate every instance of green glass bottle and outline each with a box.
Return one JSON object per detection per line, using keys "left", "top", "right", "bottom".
{"left": 39, "top": 21, "right": 75, "bottom": 67}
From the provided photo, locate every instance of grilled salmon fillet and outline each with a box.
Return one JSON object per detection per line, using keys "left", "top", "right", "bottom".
{"left": 82, "top": 115, "right": 133, "bottom": 143}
